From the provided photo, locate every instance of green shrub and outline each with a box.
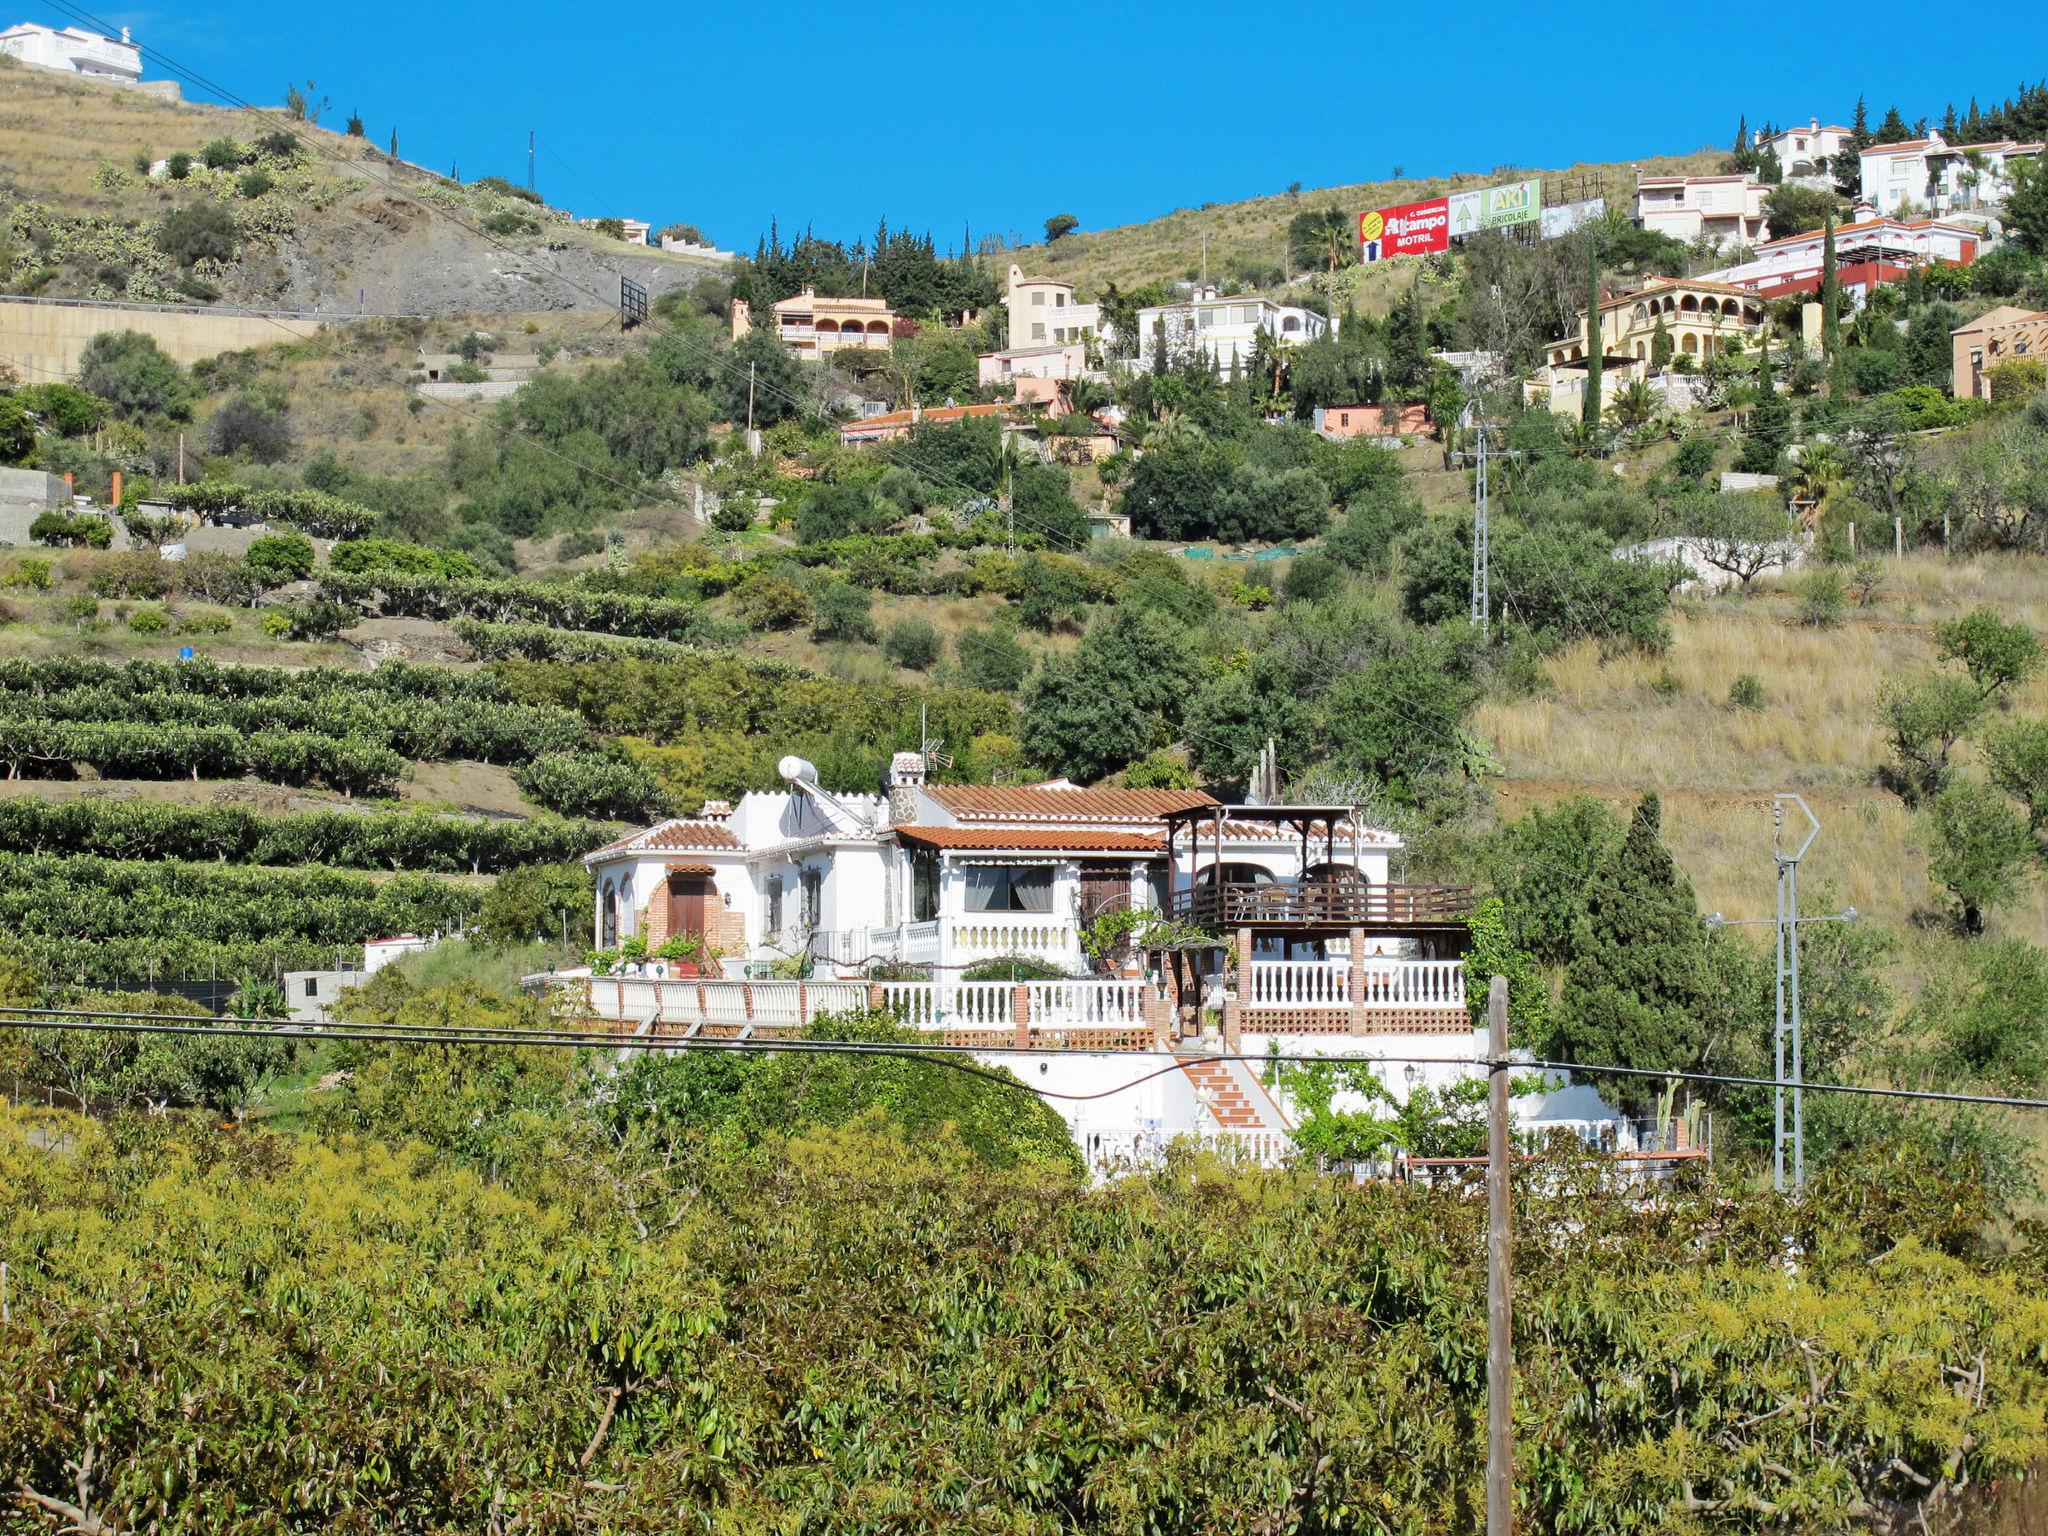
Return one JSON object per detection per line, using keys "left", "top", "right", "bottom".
{"left": 173, "top": 609, "right": 233, "bottom": 635}
{"left": 0, "top": 555, "right": 54, "bottom": 590}
{"left": 77, "top": 331, "right": 193, "bottom": 422}
{"left": 1797, "top": 567, "right": 1846, "bottom": 628}
{"left": 734, "top": 571, "right": 810, "bottom": 632}
{"left": 199, "top": 137, "right": 242, "bottom": 170}
{"left": 236, "top": 167, "right": 273, "bottom": 199}
{"left": 245, "top": 532, "right": 316, "bottom": 584}
{"left": 127, "top": 606, "right": 169, "bottom": 634}
{"left": 1728, "top": 672, "right": 1767, "bottom": 711}
{"left": 155, "top": 202, "right": 239, "bottom": 268}
{"left": 956, "top": 624, "right": 1031, "bottom": 692}
{"left": 164, "top": 151, "right": 191, "bottom": 180}
{"left": 882, "top": 617, "right": 942, "bottom": 671}
{"left": 29, "top": 511, "right": 113, "bottom": 548}
{"left": 811, "top": 580, "right": 875, "bottom": 643}
{"left": 513, "top": 751, "right": 669, "bottom": 820}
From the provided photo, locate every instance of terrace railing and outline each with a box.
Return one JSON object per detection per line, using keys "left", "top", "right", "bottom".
{"left": 1168, "top": 878, "right": 1473, "bottom": 930}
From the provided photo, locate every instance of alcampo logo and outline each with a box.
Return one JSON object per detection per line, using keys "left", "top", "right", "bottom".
{"left": 1358, "top": 210, "right": 1385, "bottom": 242}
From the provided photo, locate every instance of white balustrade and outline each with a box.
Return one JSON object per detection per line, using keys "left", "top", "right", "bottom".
{"left": 1246, "top": 961, "right": 1351, "bottom": 1009}
{"left": 1024, "top": 979, "right": 1144, "bottom": 1030}
{"left": 951, "top": 917, "right": 1075, "bottom": 964}
{"left": 1244, "top": 959, "right": 1465, "bottom": 1011}
{"left": 1359, "top": 959, "right": 1465, "bottom": 1008}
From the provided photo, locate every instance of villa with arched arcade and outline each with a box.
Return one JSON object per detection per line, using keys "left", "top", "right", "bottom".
{"left": 731, "top": 286, "right": 899, "bottom": 360}
{"left": 1526, "top": 275, "right": 1768, "bottom": 414}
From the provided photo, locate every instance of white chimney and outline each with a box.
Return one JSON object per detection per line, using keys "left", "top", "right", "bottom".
{"left": 120, "top": 25, "right": 130, "bottom": 43}
{"left": 887, "top": 751, "right": 926, "bottom": 826}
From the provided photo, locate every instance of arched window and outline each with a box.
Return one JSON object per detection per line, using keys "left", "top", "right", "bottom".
{"left": 601, "top": 881, "right": 619, "bottom": 947}
{"left": 1281, "top": 315, "right": 1301, "bottom": 333}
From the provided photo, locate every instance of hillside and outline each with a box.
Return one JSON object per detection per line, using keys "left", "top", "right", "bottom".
{"left": 990, "top": 146, "right": 1729, "bottom": 307}
{"left": 0, "top": 60, "right": 715, "bottom": 315}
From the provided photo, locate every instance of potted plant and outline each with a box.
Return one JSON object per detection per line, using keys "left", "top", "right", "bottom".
{"left": 656, "top": 932, "right": 721, "bottom": 978}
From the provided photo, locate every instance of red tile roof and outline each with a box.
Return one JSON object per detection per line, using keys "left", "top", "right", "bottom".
{"left": 895, "top": 825, "right": 1165, "bottom": 852}
{"left": 841, "top": 403, "right": 1002, "bottom": 436}
{"left": 586, "top": 818, "right": 741, "bottom": 859}
{"left": 925, "top": 785, "right": 1217, "bottom": 822}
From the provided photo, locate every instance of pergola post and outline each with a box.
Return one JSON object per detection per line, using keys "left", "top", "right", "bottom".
{"left": 1348, "top": 926, "right": 1369, "bottom": 1035}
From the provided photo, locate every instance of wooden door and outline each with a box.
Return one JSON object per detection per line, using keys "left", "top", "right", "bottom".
{"left": 667, "top": 874, "right": 712, "bottom": 938}
{"left": 1078, "top": 862, "right": 1127, "bottom": 922}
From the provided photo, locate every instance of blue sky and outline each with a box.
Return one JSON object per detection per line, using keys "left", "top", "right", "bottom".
{"left": 73, "top": 0, "right": 2048, "bottom": 252}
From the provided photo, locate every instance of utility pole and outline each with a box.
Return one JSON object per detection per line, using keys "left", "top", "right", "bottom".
{"left": 1772, "top": 793, "right": 1819, "bottom": 1194}
{"left": 1485, "top": 974, "right": 1513, "bottom": 1536}
{"left": 1469, "top": 419, "right": 1490, "bottom": 640}
{"left": 527, "top": 131, "right": 536, "bottom": 195}
{"left": 745, "top": 361, "right": 759, "bottom": 457}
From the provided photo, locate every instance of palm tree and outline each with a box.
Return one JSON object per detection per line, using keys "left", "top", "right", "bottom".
{"left": 1608, "top": 377, "right": 1656, "bottom": 429}
{"left": 1059, "top": 375, "right": 1110, "bottom": 417}
{"left": 1785, "top": 443, "right": 1845, "bottom": 525}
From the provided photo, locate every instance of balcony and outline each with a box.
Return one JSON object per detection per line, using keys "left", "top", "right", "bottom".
{"left": 1245, "top": 959, "right": 1465, "bottom": 1012}
{"left": 1168, "top": 877, "right": 1473, "bottom": 931}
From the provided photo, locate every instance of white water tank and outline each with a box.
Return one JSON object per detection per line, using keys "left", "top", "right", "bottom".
{"left": 779, "top": 755, "right": 819, "bottom": 785}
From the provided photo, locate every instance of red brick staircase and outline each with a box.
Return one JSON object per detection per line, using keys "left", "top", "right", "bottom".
{"left": 1177, "top": 1055, "right": 1293, "bottom": 1135}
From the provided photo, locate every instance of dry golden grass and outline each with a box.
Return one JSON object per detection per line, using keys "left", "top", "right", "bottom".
{"left": 1479, "top": 551, "right": 2048, "bottom": 950}
{"left": 0, "top": 60, "right": 268, "bottom": 208}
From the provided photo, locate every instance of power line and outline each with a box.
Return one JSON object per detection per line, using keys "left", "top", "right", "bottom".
{"left": 6, "top": 1006, "right": 2048, "bottom": 1115}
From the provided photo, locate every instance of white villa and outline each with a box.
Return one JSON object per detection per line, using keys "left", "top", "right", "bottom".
{"left": 1131, "top": 286, "right": 1331, "bottom": 379}
{"left": 0, "top": 20, "right": 140, "bottom": 82}
{"left": 569, "top": 753, "right": 1647, "bottom": 1175}
{"left": 1860, "top": 133, "right": 2044, "bottom": 219}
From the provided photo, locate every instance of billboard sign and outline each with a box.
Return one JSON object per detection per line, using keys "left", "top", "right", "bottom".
{"left": 1360, "top": 198, "right": 1449, "bottom": 261}
{"left": 1449, "top": 178, "right": 1544, "bottom": 237}
{"left": 1540, "top": 195, "right": 1607, "bottom": 239}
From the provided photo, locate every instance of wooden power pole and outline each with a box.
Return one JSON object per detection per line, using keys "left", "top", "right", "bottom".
{"left": 1486, "top": 974, "right": 1514, "bottom": 1536}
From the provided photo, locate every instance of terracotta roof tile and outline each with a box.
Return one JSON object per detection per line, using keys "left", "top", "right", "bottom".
{"left": 896, "top": 825, "right": 1165, "bottom": 852}
{"left": 585, "top": 818, "right": 741, "bottom": 859}
{"left": 925, "top": 785, "right": 1217, "bottom": 822}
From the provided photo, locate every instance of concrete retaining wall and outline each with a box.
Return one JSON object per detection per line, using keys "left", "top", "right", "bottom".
{"left": 0, "top": 297, "right": 359, "bottom": 379}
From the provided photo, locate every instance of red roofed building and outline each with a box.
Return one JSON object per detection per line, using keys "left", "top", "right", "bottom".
{"left": 1700, "top": 216, "right": 1981, "bottom": 303}
{"left": 838, "top": 401, "right": 1003, "bottom": 446}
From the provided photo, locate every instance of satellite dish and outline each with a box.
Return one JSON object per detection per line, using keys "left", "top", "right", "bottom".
{"left": 778, "top": 755, "right": 818, "bottom": 785}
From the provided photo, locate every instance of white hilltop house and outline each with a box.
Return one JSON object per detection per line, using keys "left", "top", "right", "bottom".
{"left": 568, "top": 753, "right": 1651, "bottom": 1175}
{"left": 1130, "top": 286, "right": 1331, "bottom": 379}
{"left": 0, "top": 21, "right": 140, "bottom": 82}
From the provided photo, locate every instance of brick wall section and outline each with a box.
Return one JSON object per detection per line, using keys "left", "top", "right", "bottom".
{"left": 1012, "top": 984, "right": 1030, "bottom": 1047}
{"left": 1347, "top": 926, "right": 1369, "bottom": 1036}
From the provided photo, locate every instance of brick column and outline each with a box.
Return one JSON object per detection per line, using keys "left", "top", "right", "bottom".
{"left": 1012, "top": 983, "right": 1031, "bottom": 1047}
{"left": 866, "top": 982, "right": 886, "bottom": 1013}
{"left": 1348, "top": 926, "right": 1369, "bottom": 1036}
{"left": 1141, "top": 982, "right": 1172, "bottom": 1052}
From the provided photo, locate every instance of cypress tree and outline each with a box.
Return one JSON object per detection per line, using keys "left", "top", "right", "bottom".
{"left": 1581, "top": 239, "right": 1602, "bottom": 431}
{"left": 1738, "top": 328, "right": 1789, "bottom": 474}
{"left": 1555, "top": 793, "right": 1712, "bottom": 1113}
{"left": 1820, "top": 213, "right": 1841, "bottom": 361}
